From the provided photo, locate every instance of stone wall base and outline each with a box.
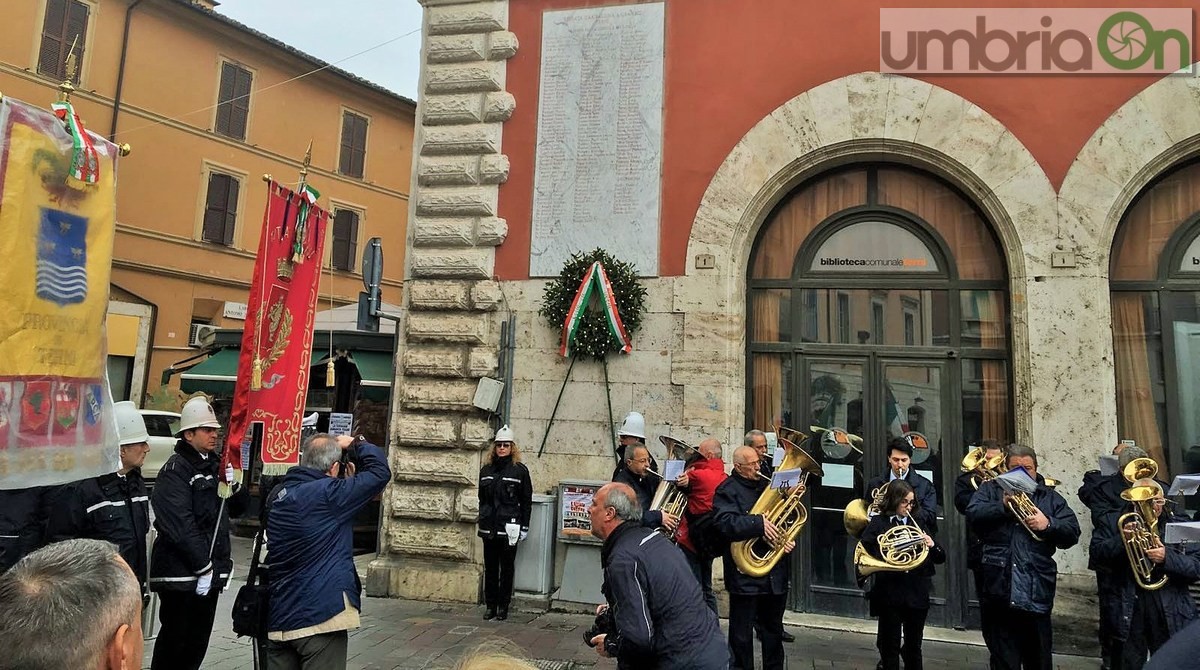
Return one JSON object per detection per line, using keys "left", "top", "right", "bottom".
{"left": 366, "top": 555, "right": 481, "bottom": 603}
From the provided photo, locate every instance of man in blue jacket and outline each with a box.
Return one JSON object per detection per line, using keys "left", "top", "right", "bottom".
{"left": 264, "top": 432, "right": 391, "bottom": 669}
{"left": 586, "top": 482, "right": 728, "bottom": 669}
{"left": 967, "top": 444, "right": 1080, "bottom": 670}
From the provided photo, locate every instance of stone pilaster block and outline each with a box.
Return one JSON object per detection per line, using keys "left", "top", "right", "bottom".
{"left": 404, "top": 346, "right": 467, "bottom": 378}
{"left": 412, "top": 218, "right": 475, "bottom": 248}
{"left": 482, "top": 92, "right": 517, "bottom": 122}
{"left": 487, "top": 31, "right": 519, "bottom": 61}
{"left": 462, "top": 416, "right": 495, "bottom": 450}
{"left": 394, "top": 413, "right": 457, "bottom": 449}
{"left": 386, "top": 519, "right": 475, "bottom": 561}
{"left": 476, "top": 217, "right": 508, "bottom": 246}
{"left": 466, "top": 347, "right": 499, "bottom": 378}
{"left": 391, "top": 485, "right": 456, "bottom": 521}
{"left": 400, "top": 379, "right": 480, "bottom": 413}
{"left": 408, "top": 279, "right": 471, "bottom": 310}
{"left": 418, "top": 156, "right": 479, "bottom": 186}
{"left": 455, "top": 490, "right": 479, "bottom": 522}
{"left": 671, "top": 350, "right": 731, "bottom": 386}
{"left": 428, "top": 34, "right": 487, "bottom": 63}
{"left": 421, "top": 124, "right": 502, "bottom": 156}
{"left": 415, "top": 187, "right": 497, "bottom": 217}
{"left": 366, "top": 555, "right": 480, "bottom": 601}
{"left": 478, "top": 154, "right": 510, "bottom": 184}
{"left": 426, "top": 63, "right": 503, "bottom": 95}
{"left": 427, "top": 3, "right": 506, "bottom": 36}
{"left": 469, "top": 280, "right": 504, "bottom": 310}
{"left": 410, "top": 247, "right": 494, "bottom": 279}
{"left": 407, "top": 311, "right": 490, "bottom": 344}
{"left": 390, "top": 446, "right": 477, "bottom": 485}
{"left": 423, "top": 94, "right": 484, "bottom": 125}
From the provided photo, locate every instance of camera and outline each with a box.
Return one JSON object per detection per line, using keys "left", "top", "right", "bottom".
{"left": 583, "top": 606, "right": 614, "bottom": 647}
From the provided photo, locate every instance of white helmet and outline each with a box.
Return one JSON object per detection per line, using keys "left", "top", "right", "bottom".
{"left": 494, "top": 425, "right": 515, "bottom": 442}
{"left": 113, "top": 401, "right": 150, "bottom": 446}
{"left": 618, "top": 412, "right": 645, "bottom": 439}
{"left": 176, "top": 396, "right": 221, "bottom": 435}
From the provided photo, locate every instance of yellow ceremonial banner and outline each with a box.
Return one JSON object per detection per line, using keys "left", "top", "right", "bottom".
{"left": 0, "top": 97, "right": 120, "bottom": 489}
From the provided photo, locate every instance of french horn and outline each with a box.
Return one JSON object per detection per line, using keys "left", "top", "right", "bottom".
{"left": 730, "top": 432, "right": 823, "bottom": 578}
{"left": 854, "top": 515, "right": 930, "bottom": 578}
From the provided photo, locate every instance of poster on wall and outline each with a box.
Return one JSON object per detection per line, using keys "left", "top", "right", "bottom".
{"left": 558, "top": 480, "right": 606, "bottom": 545}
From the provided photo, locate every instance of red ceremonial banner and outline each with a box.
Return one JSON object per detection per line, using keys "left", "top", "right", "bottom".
{"left": 224, "top": 180, "right": 327, "bottom": 476}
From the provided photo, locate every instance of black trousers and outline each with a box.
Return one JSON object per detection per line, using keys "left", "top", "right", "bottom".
{"left": 151, "top": 590, "right": 221, "bottom": 670}
{"left": 1114, "top": 592, "right": 1172, "bottom": 670}
{"left": 1097, "top": 570, "right": 1121, "bottom": 665}
{"left": 482, "top": 537, "right": 518, "bottom": 607}
{"left": 980, "top": 602, "right": 1053, "bottom": 670}
{"left": 683, "top": 548, "right": 717, "bottom": 613}
{"left": 265, "top": 631, "right": 349, "bottom": 670}
{"left": 876, "top": 605, "right": 929, "bottom": 670}
{"left": 729, "top": 592, "right": 787, "bottom": 670}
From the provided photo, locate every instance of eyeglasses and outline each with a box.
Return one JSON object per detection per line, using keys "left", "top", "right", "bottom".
{"left": 741, "top": 459, "right": 761, "bottom": 467}
{"left": 495, "top": 443, "right": 513, "bottom": 449}
{"left": 899, "top": 498, "right": 915, "bottom": 506}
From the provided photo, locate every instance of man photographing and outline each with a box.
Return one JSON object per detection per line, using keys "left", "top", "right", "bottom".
{"left": 586, "top": 482, "right": 728, "bottom": 669}
{"left": 265, "top": 432, "right": 391, "bottom": 668}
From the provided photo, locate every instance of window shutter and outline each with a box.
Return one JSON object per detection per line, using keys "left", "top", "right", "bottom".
{"left": 353, "top": 116, "right": 368, "bottom": 177}
{"left": 231, "top": 67, "right": 252, "bottom": 140}
{"left": 339, "top": 114, "right": 354, "bottom": 175}
{"left": 38, "top": 0, "right": 68, "bottom": 79}
{"left": 64, "top": 1, "right": 88, "bottom": 83}
{"left": 331, "top": 210, "right": 348, "bottom": 270}
{"left": 347, "top": 212, "right": 359, "bottom": 269}
{"left": 223, "top": 177, "right": 240, "bottom": 246}
{"left": 202, "top": 174, "right": 227, "bottom": 243}
{"left": 215, "top": 64, "right": 235, "bottom": 135}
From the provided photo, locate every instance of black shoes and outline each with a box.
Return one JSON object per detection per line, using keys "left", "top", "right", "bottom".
{"left": 497, "top": 606, "right": 509, "bottom": 621}
{"left": 782, "top": 629, "right": 795, "bottom": 643}
{"left": 484, "top": 606, "right": 497, "bottom": 620}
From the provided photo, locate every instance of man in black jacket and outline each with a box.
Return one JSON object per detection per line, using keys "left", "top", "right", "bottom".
{"left": 714, "top": 445, "right": 798, "bottom": 670}
{"left": 586, "top": 482, "right": 728, "bottom": 669}
{"left": 46, "top": 401, "right": 152, "bottom": 591}
{"left": 148, "top": 397, "right": 246, "bottom": 670}
{"left": 868, "top": 437, "right": 937, "bottom": 534}
{"left": 0, "top": 487, "right": 52, "bottom": 571}
{"left": 613, "top": 444, "right": 678, "bottom": 533}
{"left": 1091, "top": 477, "right": 1200, "bottom": 670}
{"left": 954, "top": 439, "right": 1004, "bottom": 638}
{"left": 1079, "top": 445, "right": 1149, "bottom": 670}
{"left": 967, "top": 444, "right": 1080, "bottom": 670}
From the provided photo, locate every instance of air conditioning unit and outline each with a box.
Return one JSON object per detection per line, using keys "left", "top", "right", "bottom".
{"left": 189, "top": 323, "right": 219, "bottom": 348}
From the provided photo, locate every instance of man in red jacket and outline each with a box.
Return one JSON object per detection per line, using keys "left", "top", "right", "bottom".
{"left": 675, "top": 438, "right": 727, "bottom": 612}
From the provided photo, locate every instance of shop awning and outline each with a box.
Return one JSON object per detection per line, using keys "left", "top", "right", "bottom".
{"left": 179, "top": 348, "right": 240, "bottom": 395}
{"left": 351, "top": 351, "right": 394, "bottom": 401}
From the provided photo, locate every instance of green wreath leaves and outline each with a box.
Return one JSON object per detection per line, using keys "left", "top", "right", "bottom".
{"left": 539, "top": 249, "right": 647, "bottom": 361}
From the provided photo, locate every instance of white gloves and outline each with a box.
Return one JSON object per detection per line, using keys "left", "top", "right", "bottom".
{"left": 195, "top": 571, "right": 213, "bottom": 596}
{"left": 225, "top": 463, "right": 235, "bottom": 484}
{"left": 519, "top": 530, "right": 528, "bottom": 542}
{"left": 504, "top": 523, "right": 520, "bottom": 546}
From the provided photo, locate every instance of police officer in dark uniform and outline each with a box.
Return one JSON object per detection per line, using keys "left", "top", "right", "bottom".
{"left": 46, "top": 401, "right": 152, "bottom": 591}
{"left": 148, "top": 397, "right": 246, "bottom": 670}
{"left": 477, "top": 424, "right": 533, "bottom": 621}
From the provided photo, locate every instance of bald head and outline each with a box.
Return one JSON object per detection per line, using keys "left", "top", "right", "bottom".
{"left": 733, "top": 445, "right": 757, "bottom": 465}
{"left": 699, "top": 438, "right": 722, "bottom": 459}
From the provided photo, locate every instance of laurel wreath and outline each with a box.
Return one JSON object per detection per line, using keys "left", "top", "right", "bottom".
{"left": 538, "top": 248, "right": 647, "bottom": 361}
{"left": 264, "top": 299, "right": 293, "bottom": 369}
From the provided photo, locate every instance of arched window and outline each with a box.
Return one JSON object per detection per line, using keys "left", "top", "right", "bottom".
{"left": 1110, "top": 162, "right": 1200, "bottom": 479}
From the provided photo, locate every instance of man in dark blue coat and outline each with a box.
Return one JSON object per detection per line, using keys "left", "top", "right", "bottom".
{"left": 265, "top": 432, "right": 391, "bottom": 668}
{"left": 1079, "top": 445, "right": 1151, "bottom": 670}
{"left": 867, "top": 437, "right": 938, "bottom": 534}
{"left": 613, "top": 444, "right": 677, "bottom": 533}
{"left": 714, "top": 445, "right": 798, "bottom": 670}
{"left": 586, "top": 481, "right": 728, "bottom": 670}
{"left": 1091, "top": 477, "right": 1200, "bottom": 670}
{"left": 967, "top": 444, "right": 1080, "bottom": 670}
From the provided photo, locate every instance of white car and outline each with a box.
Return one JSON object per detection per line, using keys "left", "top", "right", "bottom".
{"left": 139, "top": 410, "right": 180, "bottom": 483}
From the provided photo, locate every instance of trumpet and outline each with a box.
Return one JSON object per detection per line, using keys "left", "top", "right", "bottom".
{"left": 961, "top": 446, "right": 1006, "bottom": 490}
{"left": 730, "top": 434, "right": 823, "bottom": 578}
{"left": 646, "top": 436, "right": 702, "bottom": 539}
{"left": 854, "top": 515, "right": 930, "bottom": 578}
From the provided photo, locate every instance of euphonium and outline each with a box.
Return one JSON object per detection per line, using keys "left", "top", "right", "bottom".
{"left": 730, "top": 435, "right": 823, "bottom": 578}
{"left": 854, "top": 516, "right": 930, "bottom": 578}
{"left": 961, "top": 446, "right": 1006, "bottom": 490}
{"left": 1119, "top": 463, "right": 1169, "bottom": 591}
{"left": 843, "top": 482, "right": 889, "bottom": 539}
{"left": 1006, "top": 489, "right": 1045, "bottom": 541}
{"left": 1123, "top": 456, "right": 1159, "bottom": 485}
{"left": 647, "top": 436, "right": 702, "bottom": 540}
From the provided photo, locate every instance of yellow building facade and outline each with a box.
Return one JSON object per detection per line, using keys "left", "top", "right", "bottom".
{"left": 0, "top": 0, "right": 413, "bottom": 404}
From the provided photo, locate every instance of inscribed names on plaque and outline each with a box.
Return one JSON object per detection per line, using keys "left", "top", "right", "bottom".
{"left": 530, "top": 3, "right": 664, "bottom": 277}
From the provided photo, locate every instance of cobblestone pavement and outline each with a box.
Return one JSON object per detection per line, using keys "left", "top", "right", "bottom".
{"left": 142, "top": 541, "right": 1099, "bottom": 669}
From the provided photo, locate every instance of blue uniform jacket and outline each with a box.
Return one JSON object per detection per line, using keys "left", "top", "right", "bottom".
{"left": 266, "top": 442, "right": 391, "bottom": 634}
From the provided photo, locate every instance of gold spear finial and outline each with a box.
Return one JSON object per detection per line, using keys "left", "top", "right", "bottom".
{"left": 58, "top": 37, "right": 79, "bottom": 103}
{"left": 299, "top": 140, "right": 312, "bottom": 184}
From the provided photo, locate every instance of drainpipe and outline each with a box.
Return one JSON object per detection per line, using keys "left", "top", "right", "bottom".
{"left": 109, "top": 0, "right": 144, "bottom": 142}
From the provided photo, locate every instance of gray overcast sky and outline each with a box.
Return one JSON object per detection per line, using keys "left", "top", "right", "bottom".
{"left": 216, "top": 0, "right": 424, "bottom": 100}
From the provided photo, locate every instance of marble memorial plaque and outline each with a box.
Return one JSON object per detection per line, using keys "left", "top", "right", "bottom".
{"left": 530, "top": 3, "right": 664, "bottom": 277}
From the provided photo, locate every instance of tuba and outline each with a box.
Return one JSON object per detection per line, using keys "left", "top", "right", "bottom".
{"left": 647, "top": 436, "right": 702, "bottom": 540}
{"left": 844, "top": 482, "right": 889, "bottom": 539}
{"left": 730, "top": 433, "right": 823, "bottom": 578}
{"left": 961, "top": 445, "right": 1006, "bottom": 490}
{"left": 1119, "top": 459, "right": 1169, "bottom": 591}
{"left": 854, "top": 515, "right": 930, "bottom": 578}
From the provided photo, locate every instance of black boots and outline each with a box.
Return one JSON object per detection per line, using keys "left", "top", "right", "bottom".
{"left": 497, "top": 606, "right": 509, "bottom": 621}
{"left": 484, "top": 606, "right": 497, "bottom": 620}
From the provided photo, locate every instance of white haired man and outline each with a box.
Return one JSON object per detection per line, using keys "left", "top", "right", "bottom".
{"left": 0, "top": 538, "right": 144, "bottom": 669}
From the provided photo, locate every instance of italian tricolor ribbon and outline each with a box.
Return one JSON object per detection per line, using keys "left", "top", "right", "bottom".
{"left": 50, "top": 101, "right": 100, "bottom": 184}
{"left": 559, "top": 261, "right": 632, "bottom": 358}
{"left": 292, "top": 183, "right": 320, "bottom": 263}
